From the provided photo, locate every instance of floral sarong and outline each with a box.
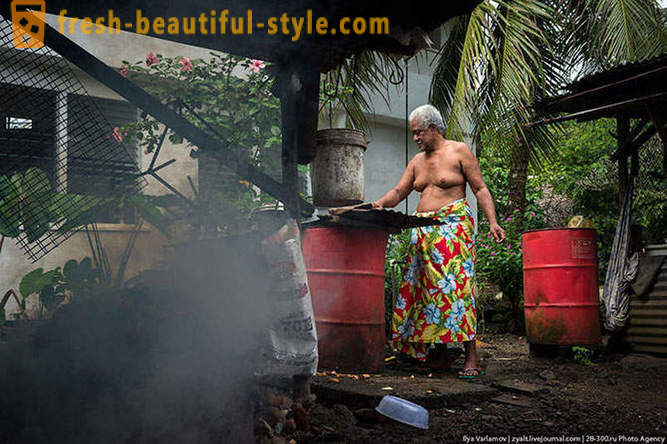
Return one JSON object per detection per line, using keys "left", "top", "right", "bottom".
{"left": 391, "top": 198, "right": 477, "bottom": 361}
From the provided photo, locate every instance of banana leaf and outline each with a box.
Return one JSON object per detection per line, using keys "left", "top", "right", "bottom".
{"left": 126, "top": 194, "right": 171, "bottom": 238}
{"left": 0, "top": 175, "right": 20, "bottom": 237}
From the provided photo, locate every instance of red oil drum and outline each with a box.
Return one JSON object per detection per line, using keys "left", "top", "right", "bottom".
{"left": 301, "top": 227, "right": 389, "bottom": 372}
{"left": 522, "top": 228, "right": 601, "bottom": 345}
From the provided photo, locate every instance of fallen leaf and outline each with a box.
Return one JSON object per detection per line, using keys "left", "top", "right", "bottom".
{"left": 362, "top": 374, "right": 371, "bottom": 379}
{"left": 328, "top": 377, "right": 340, "bottom": 383}
{"left": 381, "top": 386, "right": 394, "bottom": 391}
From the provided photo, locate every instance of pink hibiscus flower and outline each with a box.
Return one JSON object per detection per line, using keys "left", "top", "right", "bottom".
{"left": 112, "top": 127, "right": 123, "bottom": 142}
{"left": 249, "top": 59, "right": 265, "bottom": 73}
{"left": 146, "top": 52, "right": 160, "bottom": 66}
{"left": 179, "top": 57, "right": 193, "bottom": 72}
{"left": 119, "top": 64, "right": 128, "bottom": 77}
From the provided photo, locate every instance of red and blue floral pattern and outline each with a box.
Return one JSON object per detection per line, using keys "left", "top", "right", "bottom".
{"left": 391, "top": 199, "right": 477, "bottom": 361}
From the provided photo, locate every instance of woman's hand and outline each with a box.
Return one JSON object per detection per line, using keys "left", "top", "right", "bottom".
{"left": 490, "top": 223, "right": 506, "bottom": 243}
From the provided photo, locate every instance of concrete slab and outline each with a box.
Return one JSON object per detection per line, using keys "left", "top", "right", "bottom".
{"left": 312, "top": 374, "right": 499, "bottom": 410}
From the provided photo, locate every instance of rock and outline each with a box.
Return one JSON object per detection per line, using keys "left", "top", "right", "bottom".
{"left": 308, "top": 404, "right": 332, "bottom": 427}
{"left": 538, "top": 370, "right": 556, "bottom": 381}
{"left": 292, "top": 402, "right": 309, "bottom": 430}
{"left": 620, "top": 353, "right": 667, "bottom": 371}
{"left": 492, "top": 379, "right": 549, "bottom": 396}
{"left": 332, "top": 404, "right": 357, "bottom": 427}
{"left": 309, "top": 404, "right": 357, "bottom": 430}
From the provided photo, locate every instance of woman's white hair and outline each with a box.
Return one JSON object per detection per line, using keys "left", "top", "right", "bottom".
{"left": 409, "top": 104, "right": 445, "bottom": 135}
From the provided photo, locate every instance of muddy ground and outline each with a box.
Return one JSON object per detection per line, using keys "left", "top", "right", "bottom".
{"left": 271, "top": 334, "right": 667, "bottom": 444}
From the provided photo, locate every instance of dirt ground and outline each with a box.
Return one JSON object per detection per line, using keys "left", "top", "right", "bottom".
{"left": 273, "top": 334, "right": 667, "bottom": 444}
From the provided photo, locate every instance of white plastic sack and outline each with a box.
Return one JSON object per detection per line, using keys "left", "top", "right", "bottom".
{"left": 257, "top": 219, "right": 318, "bottom": 377}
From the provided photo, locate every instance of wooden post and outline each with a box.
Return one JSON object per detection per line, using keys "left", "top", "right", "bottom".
{"left": 278, "top": 65, "right": 319, "bottom": 220}
{"left": 280, "top": 71, "right": 300, "bottom": 220}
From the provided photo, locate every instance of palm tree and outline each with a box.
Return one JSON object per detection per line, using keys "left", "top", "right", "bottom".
{"left": 429, "top": 0, "right": 666, "bottom": 227}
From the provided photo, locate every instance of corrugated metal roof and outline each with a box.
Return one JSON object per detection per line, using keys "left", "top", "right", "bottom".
{"left": 566, "top": 54, "right": 667, "bottom": 93}
{"left": 532, "top": 53, "right": 667, "bottom": 118}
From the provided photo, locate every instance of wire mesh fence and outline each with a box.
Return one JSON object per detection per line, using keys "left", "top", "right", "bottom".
{"left": 0, "top": 17, "right": 147, "bottom": 262}
{"left": 632, "top": 134, "right": 665, "bottom": 243}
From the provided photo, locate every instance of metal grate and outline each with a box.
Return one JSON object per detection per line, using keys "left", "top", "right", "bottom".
{"left": 632, "top": 134, "right": 665, "bottom": 243}
{"left": 0, "top": 17, "right": 147, "bottom": 262}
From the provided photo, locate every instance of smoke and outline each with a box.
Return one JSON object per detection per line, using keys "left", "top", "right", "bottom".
{"left": 0, "top": 235, "right": 272, "bottom": 443}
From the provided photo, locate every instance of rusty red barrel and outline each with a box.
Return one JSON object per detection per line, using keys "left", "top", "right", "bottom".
{"left": 522, "top": 228, "right": 601, "bottom": 345}
{"left": 301, "top": 227, "right": 389, "bottom": 372}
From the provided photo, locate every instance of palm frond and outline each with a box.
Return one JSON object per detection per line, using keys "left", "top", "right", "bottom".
{"left": 442, "top": 0, "right": 557, "bottom": 166}
{"left": 443, "top": 2, "right": 498, "bottom": 141}
{"left": 591, "top": 0, "right": 666, "bottom": 68}
{"left": 322, "top": 51, "right": 401, "bottom": 133}
{"left": 429, "top": 14, "right": 470, "bottom": 125}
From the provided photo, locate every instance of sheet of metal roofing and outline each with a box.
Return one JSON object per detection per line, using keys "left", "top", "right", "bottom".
{"left": 627, "top": 245, "right": 667, "bottom": 356}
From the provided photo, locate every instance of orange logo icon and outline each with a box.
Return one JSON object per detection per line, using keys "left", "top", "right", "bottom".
{"left": 11, "top": 0, "right": 46, "bottom": 49}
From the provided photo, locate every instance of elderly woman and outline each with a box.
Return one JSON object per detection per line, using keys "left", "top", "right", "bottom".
{"left": 372, "top": 104, "right": 505, "bottom": 378}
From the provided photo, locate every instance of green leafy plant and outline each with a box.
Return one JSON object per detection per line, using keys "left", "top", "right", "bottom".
{"left": 18, "top": 257, "right": 102, "bottom": 316}
{"left": 572, "top": 345, "right": 596, "bottom": 367}
{"left": 0, "top": 167, "right": 112, "bottom": 242}
{"left": 384, "top": 230, "right": 411, "bottom": 338}
{"left": 477, "top": 206, "right": 547, "bottom": 334}
{"left": 120, "top": 53, "right": 283, "bottom": 234}
{"left": 122, "top": 53, "right": 281, "bottom": 166}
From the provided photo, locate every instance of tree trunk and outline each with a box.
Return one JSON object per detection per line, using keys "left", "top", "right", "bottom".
{"left": 507, "top": 136, "right": 529, "bottom": 231}
{"left": 506, "top": 135, "right": 529, "bottom": 334}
